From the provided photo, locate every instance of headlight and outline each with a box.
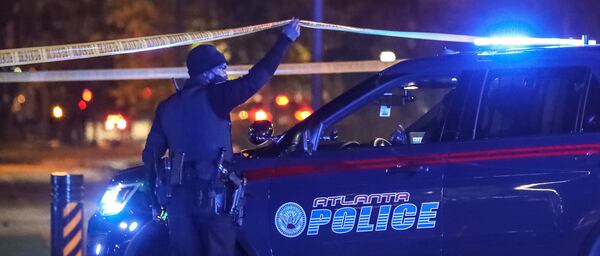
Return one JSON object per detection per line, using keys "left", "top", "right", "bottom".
{"left": 99, "top": 183, "right": 141, "bottom": 216}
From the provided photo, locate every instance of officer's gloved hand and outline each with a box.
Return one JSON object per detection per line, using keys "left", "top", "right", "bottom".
{"left": 283, "top": 18, "right": 301, "bottom": 41}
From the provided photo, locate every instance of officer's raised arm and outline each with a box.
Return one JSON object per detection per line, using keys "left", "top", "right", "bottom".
{"left": 217, "top": 18, "right": 301, "bottom": 112}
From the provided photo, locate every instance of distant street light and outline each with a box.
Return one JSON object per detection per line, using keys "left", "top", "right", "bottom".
{"left": 295, "top": 107, "right": 313, "bottom": 121}
{"left": 238, "top": 110, "right": 249, "bottom": 120}
{"left": 254, "top": 109, "right": 269, "bottom": 121}
{"left": 142, "top": 87, "right": 153, "bottom": 99}
{"left": 379, "top": 51, "right": 397, "bottom": 62}
{"left": 275, "top": 95, "right": 290, "bottom": 106}
{"left": 17, "top": 94, "right": 26, "bottom": 104}
{"left": 82, "top": 88, "right": 93, "bottom": 102}
{"left": 52, "top": 105, "right": 64, "bottom": 119}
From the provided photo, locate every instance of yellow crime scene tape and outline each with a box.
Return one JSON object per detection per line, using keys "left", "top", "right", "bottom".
{"left": 0, "top": 60, "right": 401, "bottom": 83}
{"left": 0, "top": 19, "right": 481, "bottom": 68}
{"left": 299, "top": 20, "right": 480, "bottom": 43}
{"left": 0, "top": 20, "right": 291, "bottom": 68}
{"left": 0, "top": 19, "right": 491, "bottom": 84}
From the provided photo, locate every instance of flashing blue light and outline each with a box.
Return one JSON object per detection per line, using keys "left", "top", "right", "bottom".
{"left": 129, "top": 221, "right": 139, "bottom": 232}
{"left": 474, "top": 36, "right": 597, "bottom": 47}
{"left": 119, "top": 221, "right": 128, "bottom": 230}
{"left": 95, "top": 244, "right": 102, "bottom": 255}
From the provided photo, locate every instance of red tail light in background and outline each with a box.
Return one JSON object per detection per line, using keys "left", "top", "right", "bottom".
{"left": 78, "top": 100, "right": 87, "bottom": 110}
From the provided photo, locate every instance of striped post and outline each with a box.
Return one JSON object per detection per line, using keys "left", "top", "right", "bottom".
{"left": 51, "top": 173, "right": 84, "bottom": 256}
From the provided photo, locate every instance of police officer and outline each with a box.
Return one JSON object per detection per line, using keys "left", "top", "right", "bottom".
{"left": 142, "top": 19, "right": 300, "bottom": 256}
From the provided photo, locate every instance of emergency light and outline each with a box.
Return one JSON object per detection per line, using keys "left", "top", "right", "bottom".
{"left": 474, "top": 36, "right": 597, "bottom": 47}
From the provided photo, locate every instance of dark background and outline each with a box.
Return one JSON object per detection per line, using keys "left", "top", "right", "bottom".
{"left": 0, "top": 1, "right": 599, "bottom": 254}
{"left": 1, "top": 0, "right": 599, "bottom": 146}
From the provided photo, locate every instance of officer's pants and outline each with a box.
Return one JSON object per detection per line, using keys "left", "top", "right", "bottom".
{"left": 168, "top": 184, "right": 237, "bottom": 256}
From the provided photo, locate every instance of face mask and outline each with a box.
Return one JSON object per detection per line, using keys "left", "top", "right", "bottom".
{"left": 211, "top": 74, "right": 227, "bottom": 84}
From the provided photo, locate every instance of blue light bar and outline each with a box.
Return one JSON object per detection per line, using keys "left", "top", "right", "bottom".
{"left": 474, "top": 37, "right": 596, "bottom": 47}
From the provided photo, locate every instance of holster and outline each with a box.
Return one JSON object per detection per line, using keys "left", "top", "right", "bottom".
{"left": 153, "top": 155, "right": 169, "bottom": 207}
{"left": 215, "top": 148, "right": 247, "bottom": 226}
{"left": 228, "top": 173, "right": 247, "bottom": 226}
{"left": 190, "top": 148, "right": 247, "bottom": 225}
{"left": 153, "top": 151, "right": 185, "bottom": 207}
{"left": 169, "top": 151, "right": 185, "bottom": 186}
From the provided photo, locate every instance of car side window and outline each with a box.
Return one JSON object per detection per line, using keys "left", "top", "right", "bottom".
{"left": 583, "top": 77, "right": 600, "bottom": 132}
{"left": 317, "top": 76, "right": 458, "bottom": 150}
{"left": 475, "top": 67, "right": 588, "bottom": 140}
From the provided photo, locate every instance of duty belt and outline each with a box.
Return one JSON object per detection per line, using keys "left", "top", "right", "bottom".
{"left": 159, "top": 149, "right": 247, "bottom": 226}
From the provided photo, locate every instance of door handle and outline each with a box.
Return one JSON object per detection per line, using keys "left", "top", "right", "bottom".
{"left": 574, "top": 151, "right": 600, "bottom": 162}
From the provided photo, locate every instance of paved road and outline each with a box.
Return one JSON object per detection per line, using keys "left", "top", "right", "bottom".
{"left": 0, "top": 143, "right": 141, "bottom": 255}
{"left": 0, "top": 181, "right": 110, "bottom": 255}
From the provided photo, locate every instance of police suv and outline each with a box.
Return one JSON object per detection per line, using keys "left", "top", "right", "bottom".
{"left": 87, "top": 41, "right": 600, "bottom": 256}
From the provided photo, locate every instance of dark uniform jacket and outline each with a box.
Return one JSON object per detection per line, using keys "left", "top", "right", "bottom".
{"left": 142, "top": 35, "right": 292, "bottom": 185}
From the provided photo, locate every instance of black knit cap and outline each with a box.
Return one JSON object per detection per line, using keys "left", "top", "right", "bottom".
{"left": 186, "top": 45, "right": 227, "bottom": 78}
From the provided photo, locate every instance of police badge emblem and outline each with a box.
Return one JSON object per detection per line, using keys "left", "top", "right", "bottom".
{"left": 275, "top": 202, "right": 307, "bottom": 238}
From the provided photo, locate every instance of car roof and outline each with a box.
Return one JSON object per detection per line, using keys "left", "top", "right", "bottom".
{"left": 383, "top": 45, "right": 600, "bottom": 77}
{"left": 304, "top": 46, "right": 600, "bottom": 125}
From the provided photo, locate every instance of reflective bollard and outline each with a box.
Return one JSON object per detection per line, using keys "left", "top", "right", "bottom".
{"left": 51, "top": 173, "right": 84, "bottom": 256}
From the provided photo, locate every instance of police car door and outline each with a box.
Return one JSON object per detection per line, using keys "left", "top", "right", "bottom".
{"left": 442, "top": 66, "right": 596, "bottom": 256}
{"left": 263, "top": 73, "right": 469, "bottom": 256}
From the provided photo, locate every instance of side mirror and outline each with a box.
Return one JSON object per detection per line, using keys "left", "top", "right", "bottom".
{"left": 248, "top": 120, "right": 274, "bottom": 145}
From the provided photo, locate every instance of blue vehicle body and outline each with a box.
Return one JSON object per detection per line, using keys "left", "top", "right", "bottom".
{"left": 87, "top": 167, "right": 155, "bottom": 255}
{"left": 88, "top": 46, "right": 600, "bottom": 256}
